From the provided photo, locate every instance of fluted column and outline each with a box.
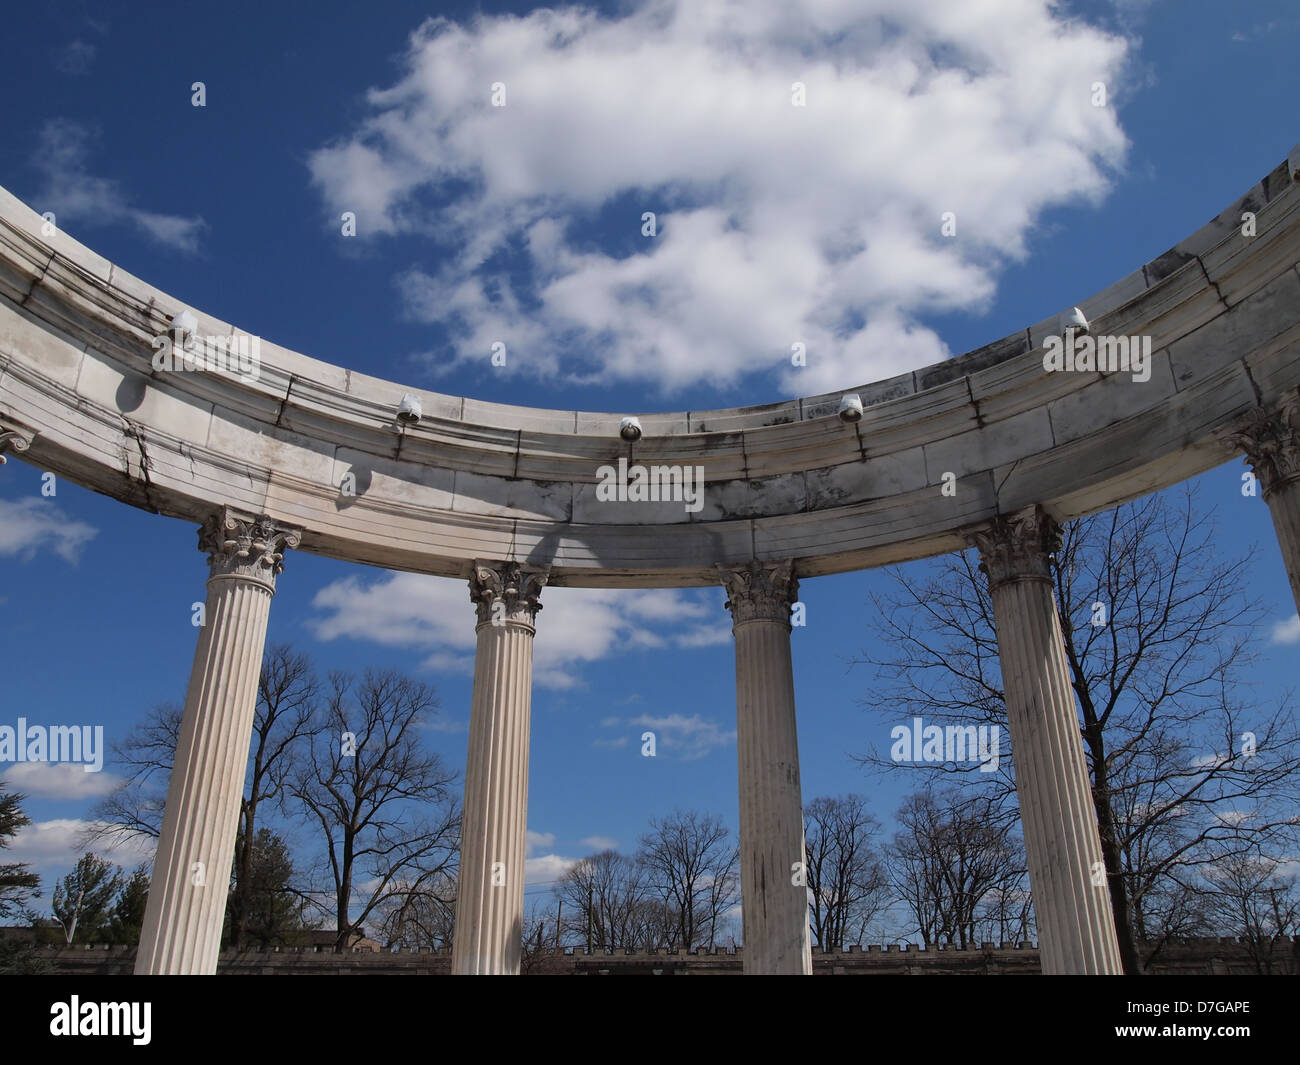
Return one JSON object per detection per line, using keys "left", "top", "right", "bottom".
{"left": 969, "top": 507, "right": 1121, "bottom": 975}
{"left": 135, "top": 509, "right": 300, "bottom": 975}
{"left": 1229, "top": 394, "right": 1300, "bottom": 614}
{"left": 453, "top": 560, "right": 548, "bottom": 975}
{"left": 719, "top": 559, "right": 812, "bottom": 975}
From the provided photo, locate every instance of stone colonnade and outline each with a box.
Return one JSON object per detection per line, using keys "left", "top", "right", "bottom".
{"left": 121, "top": 390, "right": 1300, "bottom": 975}
{"left": 135, "top": 510, "right": 301, "bottom": 974}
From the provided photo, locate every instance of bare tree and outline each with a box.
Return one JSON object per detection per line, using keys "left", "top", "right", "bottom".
{"left": 375, "top": 871, "right": 457, "bottom": 951}
{"left": 85, "top": 702, "right": 181, "bottom": 843}
{"left": 290, "top": 668, "right": 460, "bottom": 950}
{"left": 522, "top": 896, "right": 563, "bottom": 973}
{"left": 228, "top": 645, "right": 319, "bottom": 948}
{"left": 1196, "top": 847, "right": 1298, "bottom": 974}
{"left": 86, "top": 645, "right": 321, "bottom": 947}
{"left": 888, "top": 786, "right": 1031, "bottom": 949}
{"left": 556, "top": 850, "right": 652, "bottom": 951}
{"left": 636, "top": 810, "right": 739, "bottom": 951}
{"left": 804, "top": 794, "right": 889, "bottom": 950}
{"left": 856, "top": 486, "right": 1300, "bottom": 971}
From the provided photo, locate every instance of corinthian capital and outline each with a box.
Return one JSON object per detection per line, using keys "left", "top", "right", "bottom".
{"left": 0, "top": 419, "right": 35, "bottom": 465}
{"left": 968, "top": 506, "right": 1061, "bottom": 589}
{"left": 1226, "top": 392, "right": 1300, "bottom": 498}
{"left": 198, "top": 508, "right": 302, "bottom": 586}
{"left": 718, "top": 558, "right": 798, "bottom": 626}
{"left": 470, "top": 560, "right": 548, "bottom": 629}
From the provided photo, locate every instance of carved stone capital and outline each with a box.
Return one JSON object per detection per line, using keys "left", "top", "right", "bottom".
{"left": 0, "top": 421, "right": 34, "bottom": 465}
{"left": 198, "top": 508, "right": 302, "bottom": 586}
{"left": 968, "top": 506, "right": 1061, "bottom": 589}
{"left": 719, "top": 559, "right": 798, "bottom": 627}
{"left": 1226, "top": 393, "right": 1300, "bottom": 498}
{"left": 470, "top": 560, "right": 548, "bottom": 629}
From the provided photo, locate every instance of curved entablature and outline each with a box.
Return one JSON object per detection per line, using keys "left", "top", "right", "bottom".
{"left": 2, "top": 145, "right": 1300, "bottom": 586}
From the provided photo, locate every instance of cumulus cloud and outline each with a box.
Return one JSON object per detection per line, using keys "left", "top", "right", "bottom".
{"left": 580, "top": 835, "right": 619, "bottom": 851}
{"left": 525, "top": 852, "right": 577, "bottom": 885}
{"left": 308, "top": 0, "right": 1129, "bottom": 397}
{"left": 307, "top": 572, "right": 725, "bottom": 689}
{"left": 0, "top": 498, "right": 97, "bottom": 563}
{"left": 31, "top": 119, "right": 206, "bottom": 253}
{"left": 7, "top": 818, "right": 153, "bottom": 874}
{"left": 1, "top": 762, "right": 121, "bottom": 801}
{"left": 526, "top": 830, "right": 556, "bottom": 855}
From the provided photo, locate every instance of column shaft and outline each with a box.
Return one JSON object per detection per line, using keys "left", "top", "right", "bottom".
{"left": 452, "top": 562, "right": 546, "bottom": 975}
{"left": 1230, "top": 397, "right": 1300, "bottom": 613}
{"left": 972, "top": 508, "right": 1121, "bottom": 975}
{"left": 721, "top": 560, "right": 812, "bottom": 975}
{"left": 135, "top": 510, "right": 299, "bottom": 975}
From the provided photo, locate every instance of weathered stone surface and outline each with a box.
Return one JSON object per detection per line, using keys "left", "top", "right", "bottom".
{"left": 968, "top": 508, "right": 1122, "bottom": 975}
{"left": 0, "top": 146, "right": 1298, "bottom": 585}
{"left": 454, "top": 561, "right": 547, "bottom": 975}
{"left": 720, "top": 560, "right": 812, "bottom": 975}
{"left": 136, "top": 509, "right": 301, "bottom": 975}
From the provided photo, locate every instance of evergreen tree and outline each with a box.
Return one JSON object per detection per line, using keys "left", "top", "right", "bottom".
{"left": 108, "top": 865, "right": 150, "bottom": 944}
{"left": 223, "top": 828, "right": 306, "bottom": 948}
{"left": 0, "top": 787, "right": 45, "bottom": 974}
{"left": 52, "top": 853, "right": 122, "bottom": 945}
{"left": 0, "top": 785, "right": 39, "bottom": 917}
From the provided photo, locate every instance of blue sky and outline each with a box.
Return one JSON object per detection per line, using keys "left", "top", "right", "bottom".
{"left": 1, "top": 0, "right": 1297, "bottom": 938}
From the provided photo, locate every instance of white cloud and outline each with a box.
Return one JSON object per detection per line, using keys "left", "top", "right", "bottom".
{"left": 580, "top": 835, "right": 619, "bottom": 851}
{"left": 1, "top": 762, "right": 121, "bottom": 801}
{"left": 0, "top": 498, "right": 97, "bottom": 563}
{"left": 7, "top": 818, "right": 154, "bottom": 874}
{"left": 31, "top": 119, "right": 206, "bottom": 253}
{"left": 309, "top": 1, "right": 1129, "bottom": 397}
{"left": 526, "top": 830, "right": 556, "bottom": 855}
{"left": 308, "top": 572, "right": 726, "bottom": 689}
{"left": 525, "top": 853, "right": 577, "bottom": 885}
{"left": 1269, "top": 614, "right": 1300, "bottom": 645}
{"left": 604, "top": 712, "right": 735, "bottom": 760}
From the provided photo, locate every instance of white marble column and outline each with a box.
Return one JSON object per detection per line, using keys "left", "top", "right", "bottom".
{"left": 719, "top": 559, "right": 813, "bottom": 976}
{"left": 452, "top": 561, "right": 548, "bottom": 975}
{"left": 970, "top": 507, "right": 1122, "bottom": 975}
{"left": 1229, "top": 393, "right": 1300, "bottom": 614}
{"left": 135, "top": 509, "right": 300, "bottom": 975}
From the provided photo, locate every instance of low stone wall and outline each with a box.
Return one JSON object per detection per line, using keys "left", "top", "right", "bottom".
{"left": 25, "top": 937, "right": 1298, "bottom": 975}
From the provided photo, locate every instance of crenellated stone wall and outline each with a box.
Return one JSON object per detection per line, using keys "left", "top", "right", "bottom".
{"left": 25, "top": 937, "right": 1298, "bottom": 975}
